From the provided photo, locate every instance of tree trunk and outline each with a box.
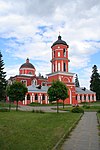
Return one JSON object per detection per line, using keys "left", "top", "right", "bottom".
{"left": 9, "top": 100, "right": 11, "bottom": 112}
{"left": 16, "top": 100, "right": 18, "bottom": 111}
{"left": 57, "top": 100, "right": 59, "bottom": 113}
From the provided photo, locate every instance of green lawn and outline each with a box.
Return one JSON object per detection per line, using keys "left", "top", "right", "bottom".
{"left": 0, "top": 111, "right": 81, "bottom": 150}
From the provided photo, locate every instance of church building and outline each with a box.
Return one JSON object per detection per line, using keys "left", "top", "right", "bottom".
{"left": 8, "top": 35, "right": 96, "bottom": 105}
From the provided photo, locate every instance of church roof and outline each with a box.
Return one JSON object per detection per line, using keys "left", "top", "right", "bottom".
{"left": 51, "top": 35, "right": 68, "bottom": 48}
{"left": 20, "top": 58, "right": 35, "bottom": 69}
{"left": 76, "top": 87, "right": 96, "bottom": 94}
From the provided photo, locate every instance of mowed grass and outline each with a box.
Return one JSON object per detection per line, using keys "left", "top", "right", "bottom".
{"left": 0, "top": 111, "right": 81, "bottom": 150}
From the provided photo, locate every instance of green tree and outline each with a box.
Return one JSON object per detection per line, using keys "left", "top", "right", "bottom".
{"left": 75, "top": 74, "right": 80, "bottom": 87}
{"left": 90, "top": 65, "right": 100, "bottom": 100}
{"left": 6, "top": 81, "right": 28, "bottom": 111}
{"left": 47, "top": 80, "right": 68, "bottom": 113}
{"left": 0, "top": 51, "right": 7, "bottom": 101}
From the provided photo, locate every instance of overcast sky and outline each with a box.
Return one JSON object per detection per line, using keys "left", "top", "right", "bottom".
{"left": 0, "top": 0, "right": 100, "bottom": 89}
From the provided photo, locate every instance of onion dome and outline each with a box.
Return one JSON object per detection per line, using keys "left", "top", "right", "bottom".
{"left": 51, "top": 35, "right": 68, "bottom": 48}
{"left": 20, "top": 58, "right": 35, "bottom": 69}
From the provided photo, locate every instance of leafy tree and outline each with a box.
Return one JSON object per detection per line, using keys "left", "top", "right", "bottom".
{"left": 47, "top": 80, "right": 68, "bottom": 113}
{"left": 90, "top": 65, "right": 100, "bottom": 100}
{"left": 75, "top": 74, "right": 80, "bottom": 87}
{"left": 6, "top": 81, "right": 28, "bottom": 111}
{"left": 0, "top": 51, "right": 7, "bottom": 101}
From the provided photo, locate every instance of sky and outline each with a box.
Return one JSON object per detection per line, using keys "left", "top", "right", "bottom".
{"left": 0, "top": 0, "right": 100, "bottom": 89}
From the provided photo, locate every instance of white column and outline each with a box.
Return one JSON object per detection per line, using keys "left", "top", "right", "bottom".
{"left": 45, "top": 95, "right": 47, "bottom": 104}
{"left": 77, "top": 95, "right": 80, "bottom": 103}
{"left": 62, "top": 61, "right": 63, "bottom": 72}
{"left": 82, "top": 95, "right": 84, "bottom": 102}
{"left": 94, "top": 95, "right": 96, "bottom": 101}
{"left": 90, "top": 95, "right": 92, "bottom": 102}
{"left": 25, "top": 96, "right": 27, "bottom": 105}
{"left": 55, "top": 61, "right": 57, "bottom": 72}
{"left": 86, "top": 94, "right": 89, "bottom": 102}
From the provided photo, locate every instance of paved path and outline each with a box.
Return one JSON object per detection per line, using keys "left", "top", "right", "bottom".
{"left": 19, "top": 105, "right": 65, "bottom": 112}
{"left": 61, "top": 112, "right": 100, "bottom": 150}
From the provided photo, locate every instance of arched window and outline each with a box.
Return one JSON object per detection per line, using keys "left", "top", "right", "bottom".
{"left": 27, "top": 94, "right": 30, "bottom": 100}
{"left": 80, "top": 95, "right": 82, "bottom": 100}
{"left": 42, "top": 94, "right": 45, "bottom": 100}
{"left": 92, "top": 95, "right": 94, "bottom": 100}
{"left": 84, "top": 95, "right": 86, "bottom": 100}
{"left": 35, "top": 94, "right": 38, "bottom": 100}
{"left": 64, "top": 63, "right": 66, "bottom": 71}
{"left": 63, "top": 48, "right": 66, "bottom": 57}
{"left": 88, "top": 95, "right": 90, "bottom": 100}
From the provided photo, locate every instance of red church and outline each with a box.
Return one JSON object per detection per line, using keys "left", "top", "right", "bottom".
{"left": 8, "top": 35, "right": 96, "bottom": 105}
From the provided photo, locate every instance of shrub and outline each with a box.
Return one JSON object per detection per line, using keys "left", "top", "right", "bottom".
{"left": 97, "top": 110, "right": 100, "bottom": 113}
{"left": 32, "top": 109, "right": 45, "bottom": 113}
{"left": 0, "top": 108, "right": 9, "bottom": 112}
{"left": 82, "top": 104, "right": 90, "bottom": 109}
{"left": 71, "top": 106, "right": 84, "bottom": 113}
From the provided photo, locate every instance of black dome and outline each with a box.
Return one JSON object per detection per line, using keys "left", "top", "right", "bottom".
{"left": 51, "top": 35, "right": 68, "bottom": 48}
{"left": 20, "top": 58, "right": 35, "bottom": 69}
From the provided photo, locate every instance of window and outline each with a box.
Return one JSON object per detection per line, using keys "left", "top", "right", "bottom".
{"left": 84, "top": 95, "right": 86, "bottom": 100}
{"left": 54, "top": 64, "right": 55, "bottom": 72}
{"left": 88, "top": 95, "right": 90, "bottom": 100}
{"left": 58, "top": 52, "right": 60, "bottom": 57}
{"left": 42, "top": 94, "right": 45, "bottom": 100}
{"left": 76, "top": 95, "right": 77, "bottom": 100}
{"left": 63, "top": 48, "right": 66, "bottom": 57}
{"left": 80, "top": 95, "right": 82, "bottom": 100}
{"left": 27, "top": 94, "right": 30, "bottom": 100}
{"left": 58, "top": 63, "right": 60, "bottom": 71}
{"left": 21, "top": 80, "right": 27, "bottom": 86}
{"left": 35, "top": 94, "right": 38, "bottom": 100}
{"left": 64, "top": 63, "right": 66, "bottom": 71}
{"left": 92, "top": 95, "right": 94, "bottom": 100}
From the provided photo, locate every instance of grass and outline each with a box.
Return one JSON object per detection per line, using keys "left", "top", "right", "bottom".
{"left": 0, "top": 111, "right": 81, "bottom": 150}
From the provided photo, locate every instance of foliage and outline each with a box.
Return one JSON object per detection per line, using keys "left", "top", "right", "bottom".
{"left": 32, "top": 109, "right": 45, "bottom": 113}
{"left": 0, "top": 108, "right": 9, "bottom": 112}
{"left": 75, "top": 74, "right": 80, "bottom": 87}
{"left": 47, "top": 80, "right": 68, "bottom": 112}
{"left": 6, "top": 81, "right": 28, "bottom": 111}
{"left": 71, "top": 106, "right": 84, "bottom": 113}
{"left": 82, "top": 104, "right": 90, "bottom": 109}
{"left": 90, "top": 65, "right": 100, "bottom": 100}
{"left": 0, "top": 111, "right": 81, "bottom": 150}
{"left": 0, "top": 52, "right": 7, "bottom": 101}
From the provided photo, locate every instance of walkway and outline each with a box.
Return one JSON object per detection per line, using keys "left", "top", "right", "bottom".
{"left": 61, "top": 112, "right": 100, "bottom": 150}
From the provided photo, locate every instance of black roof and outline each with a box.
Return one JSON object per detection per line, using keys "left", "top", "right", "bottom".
{"left": 51, "top": 35, "right": 68, "bottom": 48}
{"left": 20, "top": 58, "right": 35, "bottom": 69}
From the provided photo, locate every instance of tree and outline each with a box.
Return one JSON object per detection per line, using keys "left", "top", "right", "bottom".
{"left": 75, "top": 74, "right": 80, "bottom": 87}
{"left": 47, "top": 80, "right": 68, "bottom": 113}
{"left": 0, "top": 51, "right": 7, "bottom": 101}
{"left": 90, "top": 65, "right": 100, "bottom": 100}
{"left": 6, "top": 81, "right": 28, "bottom": 111}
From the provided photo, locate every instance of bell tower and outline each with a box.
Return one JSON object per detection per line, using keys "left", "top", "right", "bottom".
{"left": 51, "top": 35, "right": 69, "bottom": 73}
{"left": 47, "top": 35, "right": 77, "bottom": 104}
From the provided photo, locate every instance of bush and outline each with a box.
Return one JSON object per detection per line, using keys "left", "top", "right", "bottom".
{"left": 97, "top": 110, "right": 100, "bottom": 113}
{"left": 71, "top": 106, "right": 84, "bottom": 113}
{"left": 32, "top": 109, "right": 45, "bottom": 113}
{"left": 82, "top": 104, "right": 90, "bottom": 109}
{"left": 0, "top": 108, "right": 9, "bottom": 112}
